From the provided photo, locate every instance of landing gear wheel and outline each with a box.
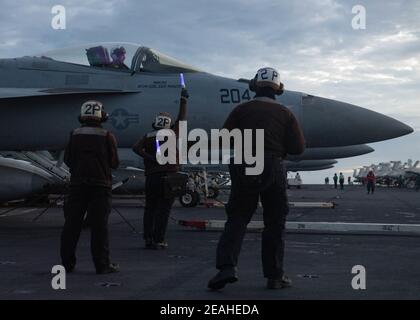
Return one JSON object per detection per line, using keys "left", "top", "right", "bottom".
{"left": 179, "top": 191, "right": 200, "bottom": 208}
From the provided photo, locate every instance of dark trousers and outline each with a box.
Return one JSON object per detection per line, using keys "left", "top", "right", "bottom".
{"left": 144, "top": 173, "right": 175, "bottom": 243}
{"left": 61, "top": 185, "right": 112, "bottom": 271}
{"left": 216, "top": 158, "right": 288, "bottom": 279}
{"left": 367, "top": 182, "right": 375, "bottom": 194}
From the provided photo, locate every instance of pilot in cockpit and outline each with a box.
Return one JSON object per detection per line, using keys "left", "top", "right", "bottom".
{"left": 110, "top": 47, "right": 129, "bottom": 70}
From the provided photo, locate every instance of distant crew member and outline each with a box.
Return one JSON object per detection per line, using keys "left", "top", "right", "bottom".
{"left": 208, "top": 67, "right": 305, "bottom": 290}
{"left": 339, "top": 172, "right": 345, "bottom": 190}
{"left": 333, "top": 173, "right": 338, "bottom": 189}
{"left": 61, "top": 101, "right": 120, "bottom": 274}
{"left": 366, "top": 170, "right": 376, "bottom": 195}
{"left": 132, "top": 88, "right": 189, "bottom": 250}
{"left": 325, "top": 177, "right": 330, "bottom": 185}
{"left": 348, "top": 176, "right": 352, "bottom": 185}
{"left": 398, "top": 175, "right": 404, "bottom": 188}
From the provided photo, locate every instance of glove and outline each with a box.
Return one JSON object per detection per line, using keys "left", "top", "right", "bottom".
{"left": 181, "top": 88, "right": 189, "bottom": 99}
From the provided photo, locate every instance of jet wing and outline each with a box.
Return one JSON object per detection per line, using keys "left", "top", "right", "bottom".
{"left": 0, "top": 88, "right": 141, "bottom": 99}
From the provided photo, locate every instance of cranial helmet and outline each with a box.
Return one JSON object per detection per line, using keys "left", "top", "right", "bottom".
{"left": 79, "top": 100, "right": 108, "bottom": 123}
{"left": 153, "top": 112, "right": 172, "bottom": 130}
{"left": 249, "top": 67, "right": 284, "bottom": 95}
{"left": 111, "top": 47, "right": 126, "bottom": 61}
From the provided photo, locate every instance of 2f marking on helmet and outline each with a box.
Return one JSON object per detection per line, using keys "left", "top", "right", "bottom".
{"left": 157, "top": 117, "right": 171, "bottom": 128}
{"left": 260, "top": 69, "right": 278, "bottom": 81}
{"left": 84, "top": 103, "right": 101, "bottom": 116}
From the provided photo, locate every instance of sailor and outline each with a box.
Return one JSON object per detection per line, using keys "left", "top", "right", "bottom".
{"left": 339, "top": 172, "right": 345, "bottom": 190}
{"left": 208, "top": 67, "right": 305, "bottom": 290}
{"left": 367, "top": 170, "right": 376, "bottom": 195}
{"left": 132, "top": 88, "right": 189, "bottom": 249}
{"left": 398, "top": 175, "right": 404, "bottom": 188}
{"left": 61, "top": 100, "right": 120, "bottom": 274}
{"left": 333, "top": 173, "right": 338, "bottom": 189}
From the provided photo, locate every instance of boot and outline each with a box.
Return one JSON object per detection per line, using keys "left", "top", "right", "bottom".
{"left": 267, "top": 275, "right": 292, "bottom": 289}
{"left": 208, "top": 267, "right": 238, "bottom": 290}
{"left": 96, "top": 263, "right": 120, "bottom": 275}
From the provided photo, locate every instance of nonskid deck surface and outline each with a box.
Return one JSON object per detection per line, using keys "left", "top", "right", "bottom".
{"left": 0, "top": 185, "right": 419, "bottom": 300}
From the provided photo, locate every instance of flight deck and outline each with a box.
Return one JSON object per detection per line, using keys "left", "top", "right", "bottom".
{"left": 1, "top": 185, "right": 419, "bottom": 300}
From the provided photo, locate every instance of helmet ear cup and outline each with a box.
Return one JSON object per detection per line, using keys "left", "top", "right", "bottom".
{"left": 248, "top": 74, "right": 258, "bottom": 92}
{"left": 276, "top": 82, "right": 285, "bottom": 96}
{"left": 101, "top": 110, "right": 109, "bottom": 123}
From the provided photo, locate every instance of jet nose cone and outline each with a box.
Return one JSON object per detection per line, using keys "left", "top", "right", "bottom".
{"left": 301, "top": 95, "right": 414, "bottom": 148}
{"left": 364, "top": 145, "right": 375, "bottom": 153}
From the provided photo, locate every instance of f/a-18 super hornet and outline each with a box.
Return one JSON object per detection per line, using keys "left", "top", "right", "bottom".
{"left": 0, "top": 42, "right": 413, "bottom": 202}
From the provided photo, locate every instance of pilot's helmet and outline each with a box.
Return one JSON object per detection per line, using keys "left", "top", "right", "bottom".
{"left": 111, "top": 47, "right": 126, "bottom": 62}
{"left": 250, "top": 67, "right": 284, "bottom": 94}
{"left": 153, "top": 112, "right": 172, "bottom": 130}
{"left": 80, "top": 100, "right": 108, "bottom": 122}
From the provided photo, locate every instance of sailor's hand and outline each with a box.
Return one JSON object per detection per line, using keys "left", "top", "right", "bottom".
{"left": 181, "top": 88, "right": 189, "bottom": 100}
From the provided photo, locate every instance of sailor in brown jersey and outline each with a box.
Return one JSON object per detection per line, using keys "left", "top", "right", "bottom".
{"left": 61, "top": 100, "right": 120, "bottom": 275}
{"left": 132, "top": 88, "right": 189, "bottom": 249}
{"left": 208, "top": 68, "right": 305, "bottom": 290}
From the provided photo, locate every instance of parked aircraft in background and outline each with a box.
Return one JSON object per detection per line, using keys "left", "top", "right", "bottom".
{"left": 353, "top": 159, "right": 420, "bottom": 188}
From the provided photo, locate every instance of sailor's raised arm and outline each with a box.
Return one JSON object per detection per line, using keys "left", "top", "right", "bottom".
{"left": 173, "top": 88, "right": 189, "bottom": 129}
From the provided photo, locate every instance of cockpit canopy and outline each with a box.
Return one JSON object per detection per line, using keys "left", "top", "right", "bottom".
{"left": 36, "top": 42, "right": 201, "bottom": 73}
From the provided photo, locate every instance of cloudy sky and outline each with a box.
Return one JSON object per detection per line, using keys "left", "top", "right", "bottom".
{"left": 1, "top": 0, "right": 419, "bottom": 182}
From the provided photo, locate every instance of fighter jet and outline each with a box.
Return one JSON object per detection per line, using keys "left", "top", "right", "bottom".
{"left": 0, "top": 157, "right": 53, "bottom": 202}
{"left": 406, "top": 160, "right": 420, "bottom": 175}
{"left": 0, "top": 42, "right": 413, "bottom": 202}
{"left": 0, "top": 42, "right": 413, "bottom": 150}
